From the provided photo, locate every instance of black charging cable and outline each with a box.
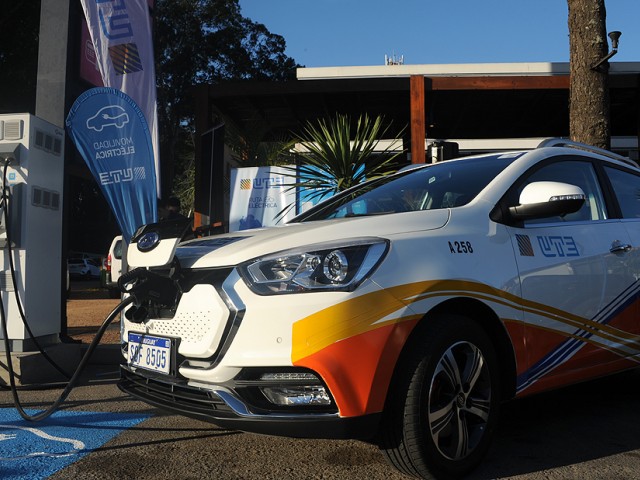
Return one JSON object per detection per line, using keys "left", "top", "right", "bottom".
{"left": 1, "top": 264, "right": 180, "bottom": 420}
{"left": 0, "top": 160, "right": 72, "bottom": 379}
{"left": 1, "top": 294, "right": 135, "bottom": 422}
{"left": 0, "top": 158, "right": 181, "bottom": 420}
{"left": 0, "top": 158, "right": 136, "bottom": 422}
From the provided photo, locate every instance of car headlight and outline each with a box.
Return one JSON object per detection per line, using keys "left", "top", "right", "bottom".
{"left": 238, "top": 238, "right": 389, "bottom": 295}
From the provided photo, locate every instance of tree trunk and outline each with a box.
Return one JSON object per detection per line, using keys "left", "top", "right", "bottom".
{"left": 567, "top": 0, "right": 611, "bottom": 149}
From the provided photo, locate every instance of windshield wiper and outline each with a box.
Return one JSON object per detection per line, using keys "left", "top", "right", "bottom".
{"left": 344, "top": 211, "right": 395, "bottom": 217}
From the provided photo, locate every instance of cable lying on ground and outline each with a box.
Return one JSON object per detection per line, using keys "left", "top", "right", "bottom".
{"left": 1, "top": 296, "right": 135, "bottom": 422}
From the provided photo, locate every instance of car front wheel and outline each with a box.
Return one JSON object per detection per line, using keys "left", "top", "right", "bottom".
{"left": 379, "top": 314, "right": 500, "bottom": 479}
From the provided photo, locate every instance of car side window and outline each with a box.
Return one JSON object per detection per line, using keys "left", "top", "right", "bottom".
{"left": 604, "top": 166, "right": 640, "bottom": 218}
{"left": 520, "top": 160, "right": 607, "bottom": 225}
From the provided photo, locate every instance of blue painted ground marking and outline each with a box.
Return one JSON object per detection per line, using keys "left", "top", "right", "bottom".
{"left": 0, "top": 408, "right": 151, "bottom": 479}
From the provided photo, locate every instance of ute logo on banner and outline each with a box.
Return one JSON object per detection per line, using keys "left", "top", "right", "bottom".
{"left": 80, "top": 0, "right": 160, "bottom": 195}
{"left": 66, "top": 87, "right": 157, "bottom": 243}
{"left": 229, "top": 166, "right": 297, "bottom": 232}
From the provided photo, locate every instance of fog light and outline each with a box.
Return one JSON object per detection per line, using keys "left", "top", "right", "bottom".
{"left": 261, "top": 386, "right": 332, "bottom": 406}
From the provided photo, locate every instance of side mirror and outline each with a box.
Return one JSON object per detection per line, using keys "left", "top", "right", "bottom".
{"left": 508, "top": 181, "right": 586, "bottom": 221}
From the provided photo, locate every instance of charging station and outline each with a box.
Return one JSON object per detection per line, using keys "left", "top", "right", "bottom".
{"left": 0, "top": 113, "right": 69, "bottom": 382}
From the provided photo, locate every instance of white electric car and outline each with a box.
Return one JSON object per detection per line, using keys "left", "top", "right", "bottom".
{"left": 118, "top": 140, "right": 640, "bottom": 479}
{"left": 67, "top": 257, "right": 101, "bottom": 279}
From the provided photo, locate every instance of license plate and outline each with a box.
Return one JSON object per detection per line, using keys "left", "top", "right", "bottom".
{"left": 128, "top": 333, "right": 172, "bottom": 374}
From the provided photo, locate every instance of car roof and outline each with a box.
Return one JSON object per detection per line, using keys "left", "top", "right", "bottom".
{"left": 536, "top": 138, "right": 637, "bottom": 167}
{"left": 401, "top": 139, "right": 637, "bottom": 174}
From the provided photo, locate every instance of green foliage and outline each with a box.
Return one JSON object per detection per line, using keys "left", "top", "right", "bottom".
{"left": 170, "top": 130, "right": 196, "bottom": 216}
{"left": 224, "top": 111, "right": 297, "bottom": 167}
{"left": 154, "top": 0, "right": 299, "bottom": 199}
{"left": 279, "top": 114, "right": 406, "bottom": 217}
{"left": 155, "top": 0, "right": 296, "bottom": 127}
{"left": 294, "top": 113, "right": 404, "bottom": 192}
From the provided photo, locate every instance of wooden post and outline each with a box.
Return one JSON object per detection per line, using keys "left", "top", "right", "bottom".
{"left": 410, "top": 75, "right": 426, "bottom": 164}
{"left": 193, "top": 84, "right": 210, "bottom": 229}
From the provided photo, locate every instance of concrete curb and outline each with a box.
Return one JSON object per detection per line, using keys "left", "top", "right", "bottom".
{"left": 0, "top": 343, "right": 123, "bottom": 386}
{"left": 0, "top": 343, "right": 82, "bottom": 386}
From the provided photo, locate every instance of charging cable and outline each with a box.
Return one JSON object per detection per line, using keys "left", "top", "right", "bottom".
{"left": 1, "top": 295, "right": 135, "bottom": 421}
{"left": 0, "top": 158, "right": 135, "bottom": 422}
{"left": 0, "top": 160, "right": 72, "bottom": 379}
{"left": 2, "top": 265, "right": 180, "bottom": 421}
{"left": 0, "top": 155, "right": 180, "bottom": 421}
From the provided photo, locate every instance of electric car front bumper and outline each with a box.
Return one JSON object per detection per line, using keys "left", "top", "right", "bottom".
{"left": 118, "top": 365, "right": 381, "bottom": 439}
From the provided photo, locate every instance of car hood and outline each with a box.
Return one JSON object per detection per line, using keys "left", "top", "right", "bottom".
{"left": 175, "top": 209, "right": 450, "bottom": 269}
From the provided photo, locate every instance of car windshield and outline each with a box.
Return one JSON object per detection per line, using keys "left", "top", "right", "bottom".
{"left": 293, "top": 153, "right": 519, "bottom": 222}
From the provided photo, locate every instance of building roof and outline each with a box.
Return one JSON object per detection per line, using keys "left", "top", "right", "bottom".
{"left": 197, "top": 61, "right": 639, "bottom": 142}
{"left": 193, "top": 61, "right": 640, "bottom": 228}
{"left": 296, "top": 61, "right": 640, "bottom": 79}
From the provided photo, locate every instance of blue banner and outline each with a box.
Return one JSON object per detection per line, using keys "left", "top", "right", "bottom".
{"left": 79, "top": 0, "right": 161, "bottom": 195}
{"left": 66, "top": 87, "right": 157, "bottom": 242}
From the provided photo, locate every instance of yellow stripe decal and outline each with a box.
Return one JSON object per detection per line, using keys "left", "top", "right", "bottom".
{"left": 291, "top": 279, "right": 640, "bottom": 364}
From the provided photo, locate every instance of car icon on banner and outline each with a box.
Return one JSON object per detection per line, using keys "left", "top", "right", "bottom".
{"left": 86, "top": 105, "right": 130, "bottom": 132}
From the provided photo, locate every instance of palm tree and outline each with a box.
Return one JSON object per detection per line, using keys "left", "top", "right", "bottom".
{"left": 280, "top": 113, "right": 405, "bottom": 216}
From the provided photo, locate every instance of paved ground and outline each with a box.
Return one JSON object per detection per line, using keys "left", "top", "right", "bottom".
{"left": 2, "top": 364, "right": 640, "bottom": 479}
{"left": 2, "top": 280, "right": 639, "bottom": 479}
{"left": 65, "top": 280, "right": 122, "bottom": 345}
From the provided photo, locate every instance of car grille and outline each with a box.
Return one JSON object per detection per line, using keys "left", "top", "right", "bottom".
{"left": 119, "top": 367, "right": 235, "bottom": 419}
{"left": 146, "top": 308, "right": 219, "bottom": 344}
{"left": 131, "top": 267, "right": 243, "bottom": 365}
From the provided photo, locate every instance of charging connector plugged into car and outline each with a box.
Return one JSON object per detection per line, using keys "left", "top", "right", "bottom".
{"left": 118, "top": 268, "right": 180, "bottom": 323}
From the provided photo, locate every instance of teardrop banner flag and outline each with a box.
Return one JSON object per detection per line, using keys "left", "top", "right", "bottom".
{"left": 66, "top": 87, "right": 157, "bottom": 243}
{"left": 79, "top": 0, "right": 160, "bottom": 196}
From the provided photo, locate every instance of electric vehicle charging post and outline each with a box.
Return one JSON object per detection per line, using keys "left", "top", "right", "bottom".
{"left": 0, "top": 114, "right": 75, "bottom": 385}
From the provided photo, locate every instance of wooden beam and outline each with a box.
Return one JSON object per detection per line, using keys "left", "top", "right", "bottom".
{"left": 410, "top": 75, "right": 426, "bottom": 164}
{"left": 428, "top": 75, "right": 570, "bottom": 91}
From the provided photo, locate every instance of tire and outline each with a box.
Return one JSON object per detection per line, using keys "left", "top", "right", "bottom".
{"left": 379, "top": 314, "right": 501, "bottom": 479}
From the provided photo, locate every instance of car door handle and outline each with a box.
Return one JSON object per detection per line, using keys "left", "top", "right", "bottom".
{"left": 610, "top": 240, "right": 633, "bottom": 253}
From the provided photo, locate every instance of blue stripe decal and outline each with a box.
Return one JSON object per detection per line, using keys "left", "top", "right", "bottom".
{"left": 517, "top": 282, "right": 640, "bottom": 393}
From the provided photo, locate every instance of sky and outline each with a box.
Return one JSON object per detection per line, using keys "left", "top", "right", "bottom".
{"left": 238, "top": 0, "right": 639, "bottom": 68}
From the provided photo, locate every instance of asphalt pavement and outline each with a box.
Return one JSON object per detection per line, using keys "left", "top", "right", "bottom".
{"left": 2, "top": 366, "right": 640, "bottom": 479}
{"left": 2, "top": 281, "right": 640, "bottom": 479}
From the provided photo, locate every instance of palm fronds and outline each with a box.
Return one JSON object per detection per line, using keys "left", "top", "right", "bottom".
{"left": 277, "top": 113, "right": 406, "bottom": 219}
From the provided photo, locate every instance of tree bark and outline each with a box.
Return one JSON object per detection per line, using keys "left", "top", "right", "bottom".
{"left": 568, "top": 0, "right": 611, "bottom": 149}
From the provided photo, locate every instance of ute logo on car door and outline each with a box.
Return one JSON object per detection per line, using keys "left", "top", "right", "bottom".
{"left": 509, "top": 159, "right": 640, "bottom": 395}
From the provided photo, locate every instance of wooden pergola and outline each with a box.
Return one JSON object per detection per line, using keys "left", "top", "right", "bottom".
{"left": 192, "top": 63, "right": 640, "bottom": 231}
